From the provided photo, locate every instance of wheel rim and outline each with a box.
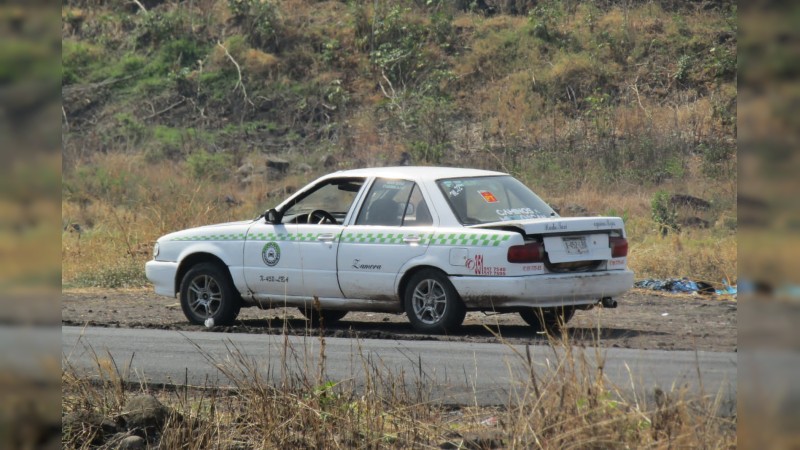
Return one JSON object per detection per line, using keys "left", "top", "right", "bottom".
{"left": 187, "top": 274, "right": 222, "bottom": 318}
{"left": 411, "top": 278, "right": 447, "bottom": 325}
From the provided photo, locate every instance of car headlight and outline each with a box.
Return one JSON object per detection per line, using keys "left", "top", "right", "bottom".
{"left": 153, "top": 242, "right": 160, "bottom": 259}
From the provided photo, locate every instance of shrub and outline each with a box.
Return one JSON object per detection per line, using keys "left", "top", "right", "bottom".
{"left": 368, "top": 5, "right": 428, "bottom": 85}
{"left": 144, "top": 126, "right": 186, "bottom": 163}
{"left": 186, "top": 151, "right": 233, "bottom": 181}
{"left": 651, "top": 190, "right": 679, "bottom": 236}
{"left": 228, "top": 0, "right": 282, "bottom": 52}
{"left": 62, "top": 39, "right": 104, "bottom": 84}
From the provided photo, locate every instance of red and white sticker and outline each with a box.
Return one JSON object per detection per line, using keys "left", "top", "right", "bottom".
{"left": 466, "top": 254, "right": 507, "bottom": 276}
{"left": 478, "top": 190, "right": 498, "bottom": 203}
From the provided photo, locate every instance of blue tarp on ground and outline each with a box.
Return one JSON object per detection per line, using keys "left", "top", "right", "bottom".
{"left": 635, "top": 278, "right": 736, "bottom": 296}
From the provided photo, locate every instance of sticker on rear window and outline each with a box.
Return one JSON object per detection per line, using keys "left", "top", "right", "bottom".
{"left": 496, "top": 207, "right": 548, "bottom": 221}
{"left": 479, "top": 190, "right": 498, "bottom": 203}
{"left": 442, "top": 181, "right": 464, "bottom": 197}
{"left": 382, "top": 180, "right": 407, "bottom": 190}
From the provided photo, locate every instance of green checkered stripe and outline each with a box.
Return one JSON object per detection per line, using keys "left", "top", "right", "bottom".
{"left": 248, "top": 232, "right": 332, "bottom": 242}
{"left": 340, "top": 232, "right": 416, "bottom": 244}
{"left": 171, "top": 231, "right": 511, "bottom": 247}
{"left": 430, "top": 233, "right": 511, "bottom": 247}
{"left": 171, "top": 233, "right": 246, "bottom": 241}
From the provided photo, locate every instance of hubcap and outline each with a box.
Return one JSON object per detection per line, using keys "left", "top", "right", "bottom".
{"left": 187, "top": 275, "right": 222, "bottom": 318}
{"left": 411, "top": 279, "right": 447, "bottom": 325}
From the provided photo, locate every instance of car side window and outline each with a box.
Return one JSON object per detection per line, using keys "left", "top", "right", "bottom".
{"left": 402, "top": 184, "right": 433, "bottom": 226}
{"left": 282, "top": 178, "right": 364, "bottom": 223}
{"left": 356, "top": 179, "right": 413, "bottom": 226}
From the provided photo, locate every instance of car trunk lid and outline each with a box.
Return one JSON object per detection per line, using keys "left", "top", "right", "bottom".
{"left": 469, "top": 217, "right": 624, "bottom": 265}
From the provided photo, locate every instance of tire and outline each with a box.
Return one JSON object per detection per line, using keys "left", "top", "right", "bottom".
{"left": 519, "top": 306, "right": 575, "bottom": 334}
{"left": 179, "top": 263, "right": 240, "bottom": 326}
{"left": 298, "top": 307, "right": 348, "bottom": 327}
{"left": 404, "top": 269, "right": 466, "bottom": 333}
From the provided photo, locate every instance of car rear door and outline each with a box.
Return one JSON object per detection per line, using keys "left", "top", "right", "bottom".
{"left": 336, "top": 178, "right": 434, "bottom": 300}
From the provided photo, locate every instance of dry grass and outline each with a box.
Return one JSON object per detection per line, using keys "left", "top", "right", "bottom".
{"left": 62, "top": 331, "right": 736, "bottom": 449}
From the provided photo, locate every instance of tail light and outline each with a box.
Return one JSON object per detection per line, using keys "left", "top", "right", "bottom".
{"left": 508, "top": 242, "right": 545, "bottom": 263}
{"left": 610, "top": 236, "right": 628, "bottom": 258}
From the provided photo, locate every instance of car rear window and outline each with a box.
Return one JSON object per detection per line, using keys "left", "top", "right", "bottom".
{"left": 437, "top": 176, "right": 556, "bottom": 225}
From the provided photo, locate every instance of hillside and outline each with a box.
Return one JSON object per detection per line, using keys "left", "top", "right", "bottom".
{"left": 61, "top": 0, "right": 737, "bottom": 287}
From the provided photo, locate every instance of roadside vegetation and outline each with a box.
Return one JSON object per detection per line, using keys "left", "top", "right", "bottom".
{"left": 61, "top": 0, "right": 737, "bottom": 288}
{"left": 62, "top": 330, "right": 735, "bottom": 449}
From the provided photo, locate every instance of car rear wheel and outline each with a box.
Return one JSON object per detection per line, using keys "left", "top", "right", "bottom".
{"left": 405, "top": 269, "right": 466, "bottom": 332}
{"left": 519, "top": 306, "right": 575, "bottom": 334}
{"left": 179, "top": 263, "right": 240, "bottom": 326}
{"left": 298, "top": 307, "right": 347, "bottom": 327}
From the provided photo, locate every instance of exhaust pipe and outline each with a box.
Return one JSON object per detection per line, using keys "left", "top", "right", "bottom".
{"left": 601, "top": 297, "right": 618, "bottom": 308}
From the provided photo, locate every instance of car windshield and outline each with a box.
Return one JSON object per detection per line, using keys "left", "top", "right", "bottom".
{"left": 437, "top": 176, "right": 557, "bottom": 225}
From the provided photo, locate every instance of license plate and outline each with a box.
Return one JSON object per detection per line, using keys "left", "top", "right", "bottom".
{"left": 563, "top": 236, "right": 588, "bottom": 254}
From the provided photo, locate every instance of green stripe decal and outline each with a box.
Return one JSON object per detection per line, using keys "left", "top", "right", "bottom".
{"left": 172, "top": 231, "right": 511, "bottom": 246}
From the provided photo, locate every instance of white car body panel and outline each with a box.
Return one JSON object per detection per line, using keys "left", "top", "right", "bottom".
{"left": 145, "top": 166, "right": 634, "bottom": 316}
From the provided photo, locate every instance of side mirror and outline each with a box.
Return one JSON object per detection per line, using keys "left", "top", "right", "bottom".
{"left": 266, "top": 208, "right": 282, "bottom": 224}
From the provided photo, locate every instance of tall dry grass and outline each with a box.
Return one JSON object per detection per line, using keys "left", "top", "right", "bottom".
{"left": 62, "top": 329, "right": 736, "bottom": 449}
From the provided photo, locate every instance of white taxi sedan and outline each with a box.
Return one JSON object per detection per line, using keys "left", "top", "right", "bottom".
{"left": 146, "top": 167, "right": 633, "bottom": 332}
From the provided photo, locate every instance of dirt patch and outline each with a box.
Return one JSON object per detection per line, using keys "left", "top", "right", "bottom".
{"left": 62, "top": 288, "right": 737, "bottom": 352}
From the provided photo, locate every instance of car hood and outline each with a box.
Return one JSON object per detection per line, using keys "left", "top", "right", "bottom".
{"left": 159, "top": 220, "right": 255, "bottom": 242}
{"left": 467, "top": 216, "right": 625, "bottom": 235}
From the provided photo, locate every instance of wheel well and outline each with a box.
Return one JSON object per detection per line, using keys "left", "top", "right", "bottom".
{"left": 174, "top": 253, "right": 230, "bottom": 295}
{"left": 397, "top": 265, "right": 451, "bottom": 308}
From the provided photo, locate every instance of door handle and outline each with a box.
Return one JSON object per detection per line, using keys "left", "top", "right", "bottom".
{"left": 317, "top": 233, "right": 335, "bottom": 241}
{"left": 403, "top": 236, "right": 421, "bottom": 244}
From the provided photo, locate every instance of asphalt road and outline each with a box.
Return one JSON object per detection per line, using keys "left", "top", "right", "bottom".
{"left": 62, "top": 326, "right": 737, "bottom": 412}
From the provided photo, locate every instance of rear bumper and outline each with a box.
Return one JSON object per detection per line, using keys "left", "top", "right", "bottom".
{"left": 145, "top": 260, "right": 178, "bottom": 297}
{"left": 450, "top": 269, "right": 634, "bottom": 310}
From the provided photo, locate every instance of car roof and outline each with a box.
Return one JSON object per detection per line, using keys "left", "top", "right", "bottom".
{"left": 328, "top": 166, "right": 507, "bottom": 181}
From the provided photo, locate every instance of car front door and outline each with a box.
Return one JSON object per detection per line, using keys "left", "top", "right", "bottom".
{"left": 337, "top": 178, "right": 435, "bottom": 300}
{"left": 289, "top": 177, "right": 366, "bottom": 299}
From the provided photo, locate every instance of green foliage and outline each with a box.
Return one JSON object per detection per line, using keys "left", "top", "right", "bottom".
{"left": 137, "top": 10, "right": 186, "bottom": 47}
{"left": 674, "top": 54, "right": 692, "bottom": 83}
{"left": 527, "top": 3, "right": 563, "bottom": 42}
{"left": 321, "top": 38, "right": 341, "bottom": 64}
{"left": 604, "top": 208, "right": 629, "bottom": 224}
{"left": 699, "top": 142, "right": 735, "bottom": 178}
{"left": 430, "top": 10, "right": 456, "bottom": 52}
{"left": 60, "top": 0, "right": 737, "bottom": 192}
{"left": 707, "top": 45, "right": 736, "bottom": 80}
{"left": 144, "top": 126, "right": 186, "bottom": 163}
{"left": 186, "top": 151, "right": 233, "bottom": 181}
{"left": 111, "top": 113, "right": 147, "bottom": 147}
{"left": 369, "top": 6, "right": 427, "bottom": 85}
{"left": 229, "top": 0, "right": 281, "bottom": 51}
{"left": 409, "top": 141, "right": 446, "bottom": 165}
{"left": 651, "top": 190, "right": 679, "bottom": 236}
{"left": 62, "top": 39, "right": 104, "bottom": 84}
{"left": 663, "top": 156, "right": 686, "bottom": 179}
{"left": 63, "top": 166, "right": 138, "bottom": 207}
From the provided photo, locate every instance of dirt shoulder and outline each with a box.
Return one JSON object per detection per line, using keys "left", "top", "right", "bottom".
{"left": 62, "top": 288, "right": 737, "bottom": 352}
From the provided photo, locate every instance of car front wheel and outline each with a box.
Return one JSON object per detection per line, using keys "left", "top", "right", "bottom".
{"left": 179, "top": 263, "right": 240, "bottom": 326}
{"left": 519, "top": 306, "right": 575, "bottom": 334}
{"left": 404, "top": 269, "right": 466, "bottom": 333}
